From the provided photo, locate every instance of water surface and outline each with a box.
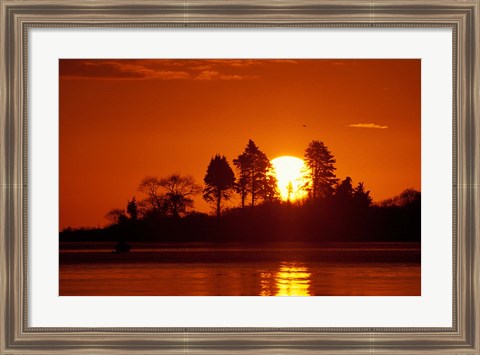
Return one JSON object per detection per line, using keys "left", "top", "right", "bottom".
{"left": 60, "top": 242, "right": 420, "bottom": 296}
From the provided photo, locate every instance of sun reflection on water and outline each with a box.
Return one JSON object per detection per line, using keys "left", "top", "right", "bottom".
{"left": 260, "top": 262, "right": 311, "bottom": 296}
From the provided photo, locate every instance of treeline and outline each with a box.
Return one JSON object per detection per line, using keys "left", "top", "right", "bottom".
{"left": 110, "top": 139, "right": 370, "bottom": 221}
{"left": 60, "top": 139, "right": 421, "bottom": 243}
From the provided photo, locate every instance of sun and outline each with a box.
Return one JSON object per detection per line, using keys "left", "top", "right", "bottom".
{"left": 271, "top": 156, "right": 309, "bottom": 202}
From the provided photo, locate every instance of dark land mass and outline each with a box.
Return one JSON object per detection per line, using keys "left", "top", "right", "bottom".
{"left": 60, "top": 195, "right": 421, "bottom": 246}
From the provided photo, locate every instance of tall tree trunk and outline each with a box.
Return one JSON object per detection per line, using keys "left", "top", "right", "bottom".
{"left": 216, "top": 189, "right": 221, "bottom": 218}
{"left": 251, "top": 170, "right": 255, "bottom": 207}
{"left": 312, "top": 165, "right": 318, "bottom": 199}
{"left": 173, "top": 202, "right": 178, "bottom": 218}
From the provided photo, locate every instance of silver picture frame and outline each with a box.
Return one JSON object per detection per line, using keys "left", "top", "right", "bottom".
{"left": 1, "top": 0, "right": 479, "bottom": 353}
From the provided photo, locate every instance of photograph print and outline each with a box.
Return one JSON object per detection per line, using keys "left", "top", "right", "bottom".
{"left": 59, "top": 59, "right": 421, "bottom": 296}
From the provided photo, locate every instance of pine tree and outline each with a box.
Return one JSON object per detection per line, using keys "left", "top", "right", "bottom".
{"left": 304, "top": 140, "right": 338, "bottom": 199}
{"left": 234, "top": 139, "right": 275, "bottom": 207}
{"left": 203, "top": 155, "right": 236, "bottom": 217}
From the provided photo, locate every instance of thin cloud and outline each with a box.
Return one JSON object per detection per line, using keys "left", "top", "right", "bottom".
{"left": 60, "top": 59, "right": 260, "bottom": 81}
{"left": 206, "top": 59, "right": 257, "bottom": 67}
{"left": 348, "top": 123, "right": 388, "bottom": 129}
{"left": 194, "top": 70, "right": 253, "bottom": 81}
{"left": 272, "top": 59, "right": 298, "bottom": 64}
{"left": 192, "top": 64, "right": 213, "bottom": 71}
{"left": 220, "top": 59, "right": 298, "bottom": 66}
{"left": 195, "top": 70, "right": 221, "bottom": 80}
{"left": 60, "top": 59, "right": 300, "bottom": 81}
{"left": 219, "top": 74, "right": 244, "bottom": 80}
{"left": 60, "top": 60, "right": 190, "bottom": 80}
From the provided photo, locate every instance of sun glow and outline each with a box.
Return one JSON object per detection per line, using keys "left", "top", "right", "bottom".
{"left": 271, "top": 156, "right": 308, "bottom": 202}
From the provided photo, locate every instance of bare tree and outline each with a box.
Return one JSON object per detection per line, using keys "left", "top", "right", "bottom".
{"left": 379, "top": 188, "right": 420, "bottom": 207}
{"left": 105, "top": 208, "right": 127, "bottom": 225}
{"left": 138, "top": 176, "right": 165, "bottom": 215}
{"left": 160, "top": 174, "right": 202, "bottom": 217}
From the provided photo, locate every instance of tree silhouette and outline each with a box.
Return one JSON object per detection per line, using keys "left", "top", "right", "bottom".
{"left": 105, "top": 208, "right": 127, "bottom": 225}
{"left": 234, "top": 139, "right": 275, "bottom": 207}
{"left": 203, "top": 155, "right": 236, "bottom": 217}
{"left": 286, "top": 182, "right": 294, "bottom": 202}
{"left": 334, "top": 178, "right": 373, "bottom": 211}
{"left": 138, "top": 176, "right": 165, "bottom": 215}
{"left": 353, "top": 182, "right": 372, "bottom": 209}
{"left": 397, "top": 189, "right": 420, "bottom": 207}
{"left": 380, "top": 188, "right": 420, "bottom": 207}
{"left": 233, "top": 153, "right": 249, "bottom": 208}
{"left": 126, "top": 197, "right": 139, "bottom": 221}
{"left": 304, "top": 140, "right": 338, "bottom": 199}
{"left": 260, "top": 173, "right": 279, "bottom": 203}
{"left": 335, "top": 176, "right": 354, "bottom": 200}
{"left": 160, "top": 174, "right": 202, "bottom": 218}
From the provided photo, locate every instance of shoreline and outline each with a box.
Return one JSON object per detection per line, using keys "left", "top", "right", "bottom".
{"left": 59, "top": 242, "right": 421, "bottom": 264}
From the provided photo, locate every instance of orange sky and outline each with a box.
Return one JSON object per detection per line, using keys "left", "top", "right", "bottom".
{"left": 60, "top": 59, "right": 420, "bottom": 229}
